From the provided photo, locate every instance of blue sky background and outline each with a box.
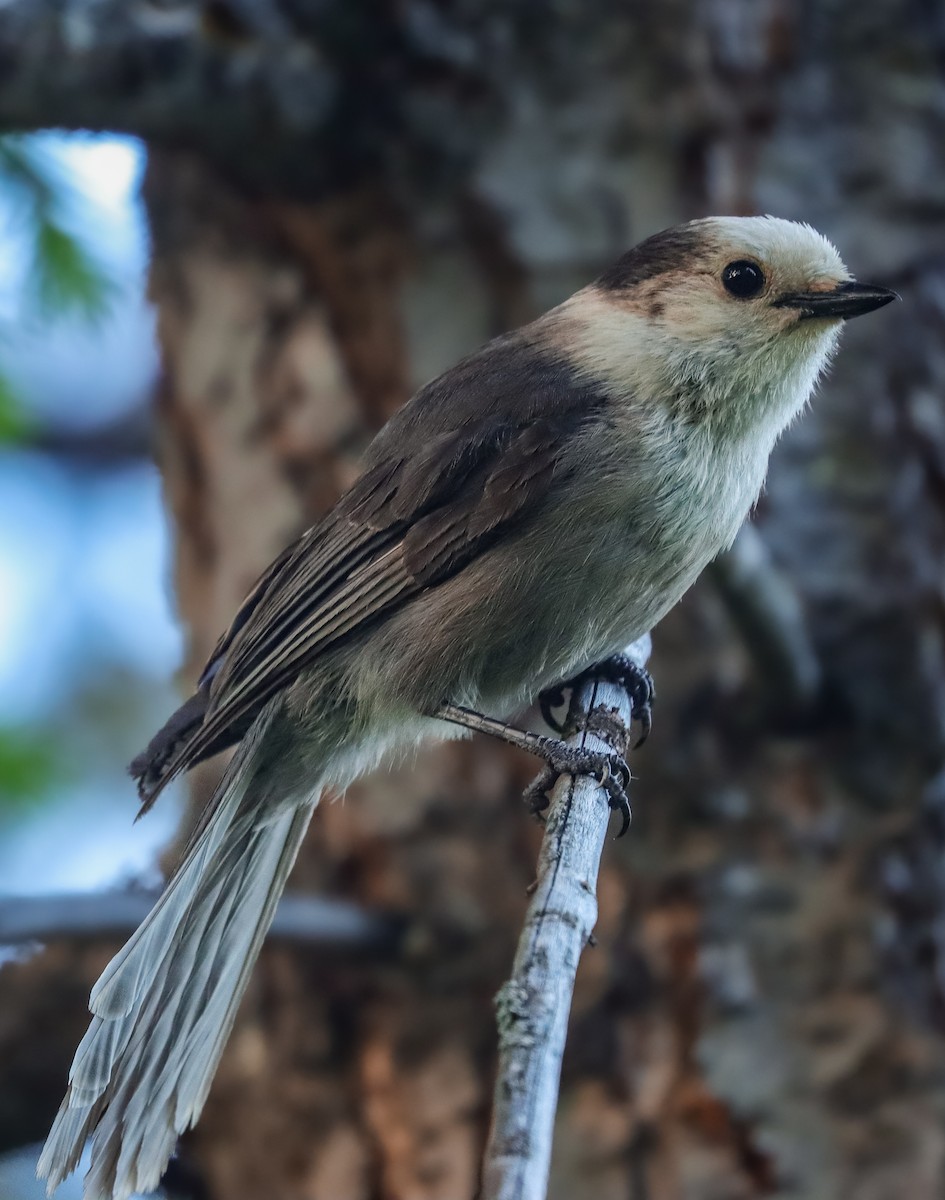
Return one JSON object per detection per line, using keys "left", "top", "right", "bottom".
{"left": 0, "top": 134, "right": 184, "bottom": 896}
{"left": 0, "top": 132, "right": 183, "bottom": 1199}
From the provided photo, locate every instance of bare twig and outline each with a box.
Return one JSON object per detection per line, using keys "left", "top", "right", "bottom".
{"left": 0, "top": 890, "right": 405, "bottom": 956}
{"left": 481, "top": 634, "right": 652, "bottom": 1200}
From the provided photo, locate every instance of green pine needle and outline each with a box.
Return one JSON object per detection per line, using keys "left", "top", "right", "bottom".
{"left": 0, "top": 371, "right": 31, "bottom": 444}
{"left": 0, "top": 134, "right": 115, "bottom": 323}
{"left": 33, "top": 217, "right": 112, "bottom": 319}
{"left": 0, "top": 727, "right": 60, "bottom": 812}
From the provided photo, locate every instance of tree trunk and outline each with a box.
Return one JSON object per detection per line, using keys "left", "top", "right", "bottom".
{"left": 144, "top": 150, "right": 536, "bottom": 1200}
{"left": 3, "top": 3, "right": 945, "bottom": 1198}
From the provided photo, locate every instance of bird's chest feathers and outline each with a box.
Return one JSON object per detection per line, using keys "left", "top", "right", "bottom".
{"left": 608, "top": 399, "right": 775, "bottom": 570}
{"left": 667, "top": 420, "right": 768, "bottom": 545}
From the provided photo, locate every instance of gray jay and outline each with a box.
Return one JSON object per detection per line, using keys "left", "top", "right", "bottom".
{"left": 39, "top": 215, "right": 896, "bottom": 1199}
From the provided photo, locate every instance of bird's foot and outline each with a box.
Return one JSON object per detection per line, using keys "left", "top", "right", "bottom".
{"left": 433, "top": 697, "right": 638, "bottom": 836}
{"left": 540, "top": 654, "right": 655, "bottom": 748}
{"left": 522, "top": 732, "right": 633, "bottom": 838}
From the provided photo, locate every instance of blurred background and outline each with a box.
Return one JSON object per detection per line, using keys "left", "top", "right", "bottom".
{"left": 1, "top": 3, "right": 944, "bottom": 1199}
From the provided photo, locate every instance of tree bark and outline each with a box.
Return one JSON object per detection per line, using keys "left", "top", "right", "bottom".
{"left": 2, "top": 3, "right": 945, "bottom": 1198}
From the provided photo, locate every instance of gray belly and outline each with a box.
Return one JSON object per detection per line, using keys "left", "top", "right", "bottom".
{"left": 344, "top": 501, "right": 733, "bottom": 724}
{"left": 338, "top": 419, "right": 767, "bottom": 725}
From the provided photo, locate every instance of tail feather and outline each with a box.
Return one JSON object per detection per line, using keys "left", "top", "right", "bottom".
{"left": 38, "top": 704, "right": 319, "bottom": 1200}
{"left": 36, "top": 1097, "right": 105, "bottom": 1190}
{"left": 68, "top": 1012, "right": 135, "bottom": 1100}
{"left": 88, "top": 789, "right": 242, "bottom": 1022}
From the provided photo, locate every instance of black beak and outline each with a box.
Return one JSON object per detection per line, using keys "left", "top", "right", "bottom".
{"left": 774, "top": 280, "right": 899, "bottom": 320}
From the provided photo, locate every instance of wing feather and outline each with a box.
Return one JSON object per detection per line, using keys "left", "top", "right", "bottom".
{"left": 134, "top": 342, "right": 610, "bottom": 803}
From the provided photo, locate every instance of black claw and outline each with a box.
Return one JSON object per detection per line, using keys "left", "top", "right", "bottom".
{"left": 523, "top": 764, "right": 557, "bottom": 818}
{"left": 539, "top": 686, "right": 568, "bottom": 735}
{"left": 634, "top": 703, "right": 652, "bottom": 750}
{"left": 538, "top": 656, "right": 655, "bottom": 748}
{"left": 538, "top": 683, "right": 586, "bottom": 738}
{"left": 610, "top": 788, "right": 632, "bottom": 838}
{"left": 521, "top": 741, "right": 633, "bottom": 836}
{"left": 598, "top": 752, "right": 633, "bottom": 837}
{"left": 530, "top": 658, "right": 652, "bottom": 835}
{"left": 631, "top": 675, "right": 654, "bottom": 749}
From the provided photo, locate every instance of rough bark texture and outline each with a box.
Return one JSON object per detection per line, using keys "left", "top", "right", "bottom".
{"left": 3, "top": 2, "right": 945, "bottom": 1198}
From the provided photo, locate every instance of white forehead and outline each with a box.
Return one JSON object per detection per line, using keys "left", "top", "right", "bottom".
{"left": 696, "top": 215, "right": 850, "bottom": 285}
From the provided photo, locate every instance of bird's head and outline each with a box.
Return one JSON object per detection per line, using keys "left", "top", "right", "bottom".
{"left": 561, "top": 215, "right": 897, "bottom": 436}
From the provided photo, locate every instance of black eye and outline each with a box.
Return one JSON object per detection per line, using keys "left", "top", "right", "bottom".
{"left": 722, "top": 260, "right": 765, "bottom": 298}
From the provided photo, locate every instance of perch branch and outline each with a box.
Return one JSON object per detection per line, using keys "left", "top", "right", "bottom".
{"left": 481, "top": 633, "right": 652, "bottom": 1200}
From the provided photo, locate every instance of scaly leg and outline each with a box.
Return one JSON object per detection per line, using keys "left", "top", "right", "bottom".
{"left": 435, "top": 702, "right": 633, "bottom": 836}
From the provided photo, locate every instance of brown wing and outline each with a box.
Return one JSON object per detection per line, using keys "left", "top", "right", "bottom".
{"left": 133, "top": 410, "right": 591, "bottom": 810}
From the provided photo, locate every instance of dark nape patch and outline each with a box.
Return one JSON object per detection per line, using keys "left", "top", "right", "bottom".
{"left": 597, "top": 225, "right": 706, "bottom": 291}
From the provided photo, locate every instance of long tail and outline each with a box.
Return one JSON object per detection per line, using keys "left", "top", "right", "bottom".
{"left": 38, "top": 704, "right": 318, "bottom": 1200}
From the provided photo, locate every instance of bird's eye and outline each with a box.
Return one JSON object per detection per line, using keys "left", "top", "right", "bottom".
{"left": 722, "top": 260, "right": 765, "bottom": 298}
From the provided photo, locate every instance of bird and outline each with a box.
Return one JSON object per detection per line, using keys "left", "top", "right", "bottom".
{"left": 39, "top": 215, "right": 896, "bottom": 1199}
